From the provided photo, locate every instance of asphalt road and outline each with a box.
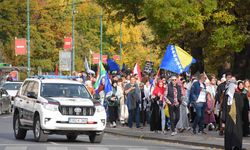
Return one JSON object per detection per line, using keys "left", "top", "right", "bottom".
{"left": 0, "top": 114, "right": 210, "bottom": 150}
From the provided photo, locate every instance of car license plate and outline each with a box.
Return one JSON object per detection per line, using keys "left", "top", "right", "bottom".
{"left": 68, "top": 118, "right": 87, "bottom": 124}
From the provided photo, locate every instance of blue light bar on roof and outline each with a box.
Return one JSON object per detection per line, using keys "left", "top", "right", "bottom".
{"left": 35, "top": 75, "right": 80, "bottom": 79}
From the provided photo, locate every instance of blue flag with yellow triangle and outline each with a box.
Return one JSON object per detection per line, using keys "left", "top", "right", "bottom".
{"left": 160, "top": 44, "right": 196, "bottom": 74}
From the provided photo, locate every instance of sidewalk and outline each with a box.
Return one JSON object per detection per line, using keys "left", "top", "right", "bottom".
{"left": 105, "top": 125, "right": 250, "bottom": 149}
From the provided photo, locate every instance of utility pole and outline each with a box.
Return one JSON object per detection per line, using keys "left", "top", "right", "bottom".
{"left": 27, "top": 0, "right": 31, "bottom": 77}
{"left": 100, "top": 6, "right": 103, "bottom": 65}
{"left": 71, "top": 0, "right": 75, "bottom": 74}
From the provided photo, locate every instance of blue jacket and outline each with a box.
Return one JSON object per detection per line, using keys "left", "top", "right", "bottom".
{"left": 189, "top": 81, "right": 206, "bottom": 104}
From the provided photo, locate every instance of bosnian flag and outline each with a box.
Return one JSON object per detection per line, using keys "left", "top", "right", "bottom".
{"left": 160, "top": 44, "right": 196, "bottom": 74}
{"left": 133, "top": 63, "right": 142, "bottom": 82}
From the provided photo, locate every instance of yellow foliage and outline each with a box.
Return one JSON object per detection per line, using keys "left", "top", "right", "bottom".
{"left": 212, "top": 10, "right": 236, "bottom": 24}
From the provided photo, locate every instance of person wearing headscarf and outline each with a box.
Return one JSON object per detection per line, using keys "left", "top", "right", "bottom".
{"left": 106, "top": 80, "right": 119, "bottom": 128}
{"left": 204, "top": 75, "right": 217, "bottom": 131}
{"left": 176, "top": 80, "right": 191, "bottom": 132}
{"left": 222, "top": 78, "right": 244, "bottom": 150}
{"left": 215, "top": 72, "right": 232, "bottom": 136}
{"left": 150, "top": 80, "right": 165, "bottom": 132}
{"left": 117, "top": 78, "right": 128, "bottom": 126}
{"left": 238, "top": 81, "right": 249, "bottom": 137}
{"left": 243, "top": 79, "right": 250, "bottom": 136}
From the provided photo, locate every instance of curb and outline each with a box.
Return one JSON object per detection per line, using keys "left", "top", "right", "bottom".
{"left": 104, "top": 129, "right": 224, "bottom": 149}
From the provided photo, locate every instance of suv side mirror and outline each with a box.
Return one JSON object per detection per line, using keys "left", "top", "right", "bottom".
{"left": 93, "top": 94, "right": 100, "bottom": 100}
{"left": 27, "top": 91, "right": 37, "bottom": 99}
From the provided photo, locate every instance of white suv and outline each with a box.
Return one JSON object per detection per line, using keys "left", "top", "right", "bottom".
{"left": 13, "top": 76, "right": 106, "bottom": 143}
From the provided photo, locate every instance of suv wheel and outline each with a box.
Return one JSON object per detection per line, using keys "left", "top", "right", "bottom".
{"left": 66, "top": 134, "right": 78, "bottom": 141}
{"left": 13, "top": 113, "right": 27, "bottom": 139}
{"left": 89, "top": 132, "right": 103, "bottom": 143}
{"left": 33, "top": 115, "right": 48, "bottom": 142}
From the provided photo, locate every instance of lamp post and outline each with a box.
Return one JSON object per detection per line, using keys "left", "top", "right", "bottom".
{"left": 119, "top": 15, "right": 122, "bottom": 61}
{"left": 27, "top": 0, "right": 30, "bottom": 77}
{"left": 100, "top": 7, "right": 103, "bottom": 65}
{"left": 71, "top": 0, "right": 75, "bottom": 74}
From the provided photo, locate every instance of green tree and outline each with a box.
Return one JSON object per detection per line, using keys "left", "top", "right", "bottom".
{"left": 99, "top": 0, "right": 250, "bottom": 76}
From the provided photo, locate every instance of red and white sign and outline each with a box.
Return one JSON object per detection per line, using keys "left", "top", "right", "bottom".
{"left": 113, "top": 55, "right": 120, "bottom": 61}
{"left": 64, "top": 37, "right": 72, "bottom": 51}
{"left": 92, "top": 53, "right": 99, "bottom": 64}
{"left": 15, "top": 38, "right": 26, "bottom": 55}
{"left": 92, "top": 53, "right": 108, "bottom": 64}
{"left": 102, "top": 55, "right": 108, "bottom": 64}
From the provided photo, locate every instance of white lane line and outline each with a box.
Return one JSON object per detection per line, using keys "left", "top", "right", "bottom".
{"left": 129, "top": 148, "right": 149, "bottom": 150}
{"left": 1, "top": 116, "right": 11, "bottom": 119}
{"left": 47, "top": 147, "right": 68, "bottom": 150}
{"left": 4, "top": 146, "right": 27, "bottom": 150}
{"left": 88, "top": 147, "right": 109, "bottom": 150}
{"left": 48, "top": 142, "right": 59, "bottom": 145}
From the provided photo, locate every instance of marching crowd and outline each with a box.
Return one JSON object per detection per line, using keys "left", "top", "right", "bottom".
{"left": 81, "top": 71, "right": 249, "bottom": 148}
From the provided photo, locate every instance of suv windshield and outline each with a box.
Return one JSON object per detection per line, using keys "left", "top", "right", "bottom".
{"left": 41, "top": 83, "right": 91, "bottom": 99}
{"left": 2, "top": 83, "right": 22, "bottom": 90}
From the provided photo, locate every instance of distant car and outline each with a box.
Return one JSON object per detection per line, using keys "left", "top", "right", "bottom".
{"left": 1, "top": 81, "right": 22, "bottom": 111}
{"left": 0, "top": 88, "right": 11, "bottom": 115}
{"left": 0, "top": 81, "right": 22, "bottom": 99}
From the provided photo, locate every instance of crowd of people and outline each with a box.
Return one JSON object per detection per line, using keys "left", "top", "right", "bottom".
{"left": 78, "top": 71, "right": 249, "bottom": 149}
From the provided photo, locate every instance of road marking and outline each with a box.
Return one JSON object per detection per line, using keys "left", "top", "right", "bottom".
{"left": 128, "top": 148, "right": 148, "bottom": 150}
{"left": 1, "top": 116, "right": 11, "bottom": 119}
{"left": 48, "top": 142, "right": 59, "bottom": 145}
{"left": 4, "top": 146, "right": 27, "bottom": 150}
{"left": 88, "top": 147, "right": 109, "bottom": 150}
{"left": 47, "top": 147, "right": 68, "bottom": 150}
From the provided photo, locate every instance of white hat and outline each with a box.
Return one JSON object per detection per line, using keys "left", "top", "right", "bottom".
{"left": 171, "top": 76, "right": 177, "bottom": 80}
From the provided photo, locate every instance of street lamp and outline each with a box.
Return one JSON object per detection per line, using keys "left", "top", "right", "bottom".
{"left": 119, "top": 15, "right": 122, "bottom": 61}
{"left": 27, "top": 0, "right": 31, "bottom": 77}
{"left": 71, "top": 0, "right": 75, "bottom": 74}
{"left": 100, "top": 6, "right": 103, "bottom": 64}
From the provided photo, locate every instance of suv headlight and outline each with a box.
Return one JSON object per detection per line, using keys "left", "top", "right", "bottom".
{"left": 95, "top": 105, "right": 105, "bottom": 113}
{"left": 42, "top": 101, "right": 59, "bottom": 111}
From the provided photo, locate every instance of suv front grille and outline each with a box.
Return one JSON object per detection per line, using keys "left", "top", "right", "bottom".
{"left": 59, "top": 106, "right": 95, "bottom": 116}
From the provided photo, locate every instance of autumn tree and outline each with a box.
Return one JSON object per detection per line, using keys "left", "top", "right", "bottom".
{"left": 98, "top": 0, "right": 250, "bottom": 78}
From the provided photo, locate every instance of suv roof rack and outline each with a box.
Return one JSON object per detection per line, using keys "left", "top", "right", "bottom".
{"left": 29, "top": 75, "right": 80, "bottom": 80}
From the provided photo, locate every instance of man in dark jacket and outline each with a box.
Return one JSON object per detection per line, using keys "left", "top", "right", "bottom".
{"left": 190, "top": 73, "right": 207, "bottom": 134}
{"left": 125, "top": 76, "right": 141, "bottom": 128}
{"left": 166, "top": 76, "right": 182, "bottom": 136}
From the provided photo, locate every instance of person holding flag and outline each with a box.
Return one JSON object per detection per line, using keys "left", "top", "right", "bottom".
{"left": 94, "top": 62, "right": 113, "bottom": 107}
